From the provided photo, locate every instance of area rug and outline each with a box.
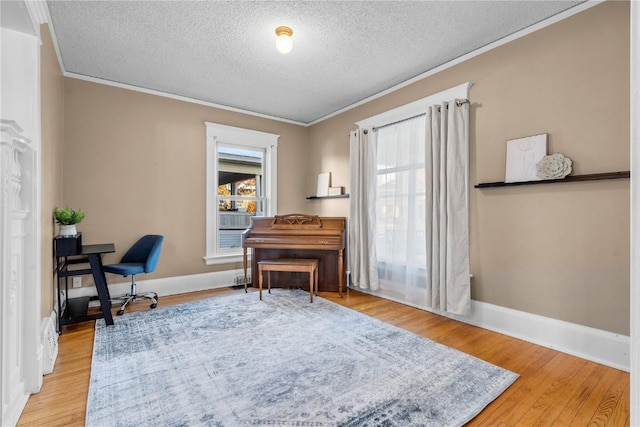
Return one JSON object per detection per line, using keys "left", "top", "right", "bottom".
{"left": 86, "top": 289, "right": 518, "bottom": 426}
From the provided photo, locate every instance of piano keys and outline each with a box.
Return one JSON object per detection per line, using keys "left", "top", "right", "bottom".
{"left": 242, "top": 214, "right": 346, "bottom": 295}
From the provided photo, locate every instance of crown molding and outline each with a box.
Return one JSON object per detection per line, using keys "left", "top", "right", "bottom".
{"left": 308, "top": 0, "right": 604, "bottom": 126}
{"left": 24, "top": 1, "right": 47, "bottom": 25}
{"left": 23, "top": 0, "right": 48, "bottom": 41}
{"left": 63, "top": 72, "right": 308, "bottom": 127}
{"left": 48, "top": 0, "right": 603, "bottom": 127}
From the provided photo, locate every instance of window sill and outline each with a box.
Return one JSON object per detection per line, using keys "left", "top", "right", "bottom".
{"left": 203, "top": 253, "right": 249, "bottom": 265}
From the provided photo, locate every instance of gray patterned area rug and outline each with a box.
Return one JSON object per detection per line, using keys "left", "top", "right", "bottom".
{"left": 86, "top": 289, "right": 518, "bottom": 426}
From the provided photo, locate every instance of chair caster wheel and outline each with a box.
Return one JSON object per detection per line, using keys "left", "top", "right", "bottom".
{"left": 150, "top": 303, "right": 157, "bottom": 309}
{"left": 116, "top": 309, "right": 124, "bottom": 316}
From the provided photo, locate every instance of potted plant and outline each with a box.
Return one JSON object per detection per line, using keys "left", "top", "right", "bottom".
{"left": 54, "top": 207, "right": 86, "bottom": 236}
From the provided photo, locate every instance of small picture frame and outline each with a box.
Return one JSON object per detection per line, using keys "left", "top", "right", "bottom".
{"left": 328, "top": 186, "right": 344, "bottom": 196}
{"left": 505, "top": 133, "right": 547, "bottom": 183}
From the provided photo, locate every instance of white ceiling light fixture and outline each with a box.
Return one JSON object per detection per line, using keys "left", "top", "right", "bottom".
{"left": 275, "top": 26, "right": 293, "bottom": 54}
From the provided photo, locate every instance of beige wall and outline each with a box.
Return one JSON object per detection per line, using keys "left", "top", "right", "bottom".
{"left": 62, "top": 79, "right": 309, "bottom": 284}
{"left": 308, "top": 2, "right": 630, "bottom": 335}
{"left": 40, "top": 24, "right": 65, "bottom": 320}
{"left": 54, "top": 1, "right": 629, "bottom": 335}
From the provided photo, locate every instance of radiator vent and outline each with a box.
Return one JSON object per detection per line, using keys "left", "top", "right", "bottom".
{"left": 42, "top": 313, "right": 59, "bottom": 374}
{"left": 233, "top": 275, "right": 251, "bottom": 285}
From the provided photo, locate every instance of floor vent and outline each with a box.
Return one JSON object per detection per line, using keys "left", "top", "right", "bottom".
{"left": 233, "top": 275, "right": 251, "bottom": 285}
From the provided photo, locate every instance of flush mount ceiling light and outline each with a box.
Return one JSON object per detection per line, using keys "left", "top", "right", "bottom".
{"left": 275, "top": 26, "right": 293, "bottom": 54}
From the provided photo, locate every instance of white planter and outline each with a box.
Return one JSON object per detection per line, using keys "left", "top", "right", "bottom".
{"left": 58, "top": 224, "right": 77, "bottom": 237}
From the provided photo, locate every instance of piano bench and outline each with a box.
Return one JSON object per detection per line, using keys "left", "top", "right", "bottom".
{"left": 257, "top": 258, "right": 319, "bottom": 303}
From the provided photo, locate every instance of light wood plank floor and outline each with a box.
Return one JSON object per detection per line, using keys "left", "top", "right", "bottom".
{"left": 17, "top": 288, "right": 629, "bottom": 426}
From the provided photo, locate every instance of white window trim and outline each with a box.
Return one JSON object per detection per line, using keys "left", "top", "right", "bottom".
{"left": 356, "top": 82, "right": 471, "bottom": 129}
{"left": 204, "top": 122, "right": 278, "bottom": 265}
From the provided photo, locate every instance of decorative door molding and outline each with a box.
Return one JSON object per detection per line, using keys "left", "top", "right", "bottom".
{"left": 0, "top": 119, "right": 39, "bottom": 426}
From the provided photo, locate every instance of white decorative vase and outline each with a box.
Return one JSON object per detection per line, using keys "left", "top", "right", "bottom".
{"left": 59, "top": 224, "right": 77, "bottom": 237}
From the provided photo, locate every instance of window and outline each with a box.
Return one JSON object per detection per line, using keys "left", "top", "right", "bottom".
{"left": 353, "top": 82, "right": 470, "bottom": 308}
{"left": 205, "top": 123, "right": 278, "bottom": 264}
{"left": 375, "top": 116, "right": 428, "bottom": 299}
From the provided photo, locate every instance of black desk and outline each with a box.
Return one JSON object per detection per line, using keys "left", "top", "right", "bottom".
{"left": 55, "top": 240, "right": 115, "bottom": 332}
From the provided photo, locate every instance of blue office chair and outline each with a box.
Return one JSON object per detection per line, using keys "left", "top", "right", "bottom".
{"left": 103, "top": 234, "right": 164, "bottom": 316}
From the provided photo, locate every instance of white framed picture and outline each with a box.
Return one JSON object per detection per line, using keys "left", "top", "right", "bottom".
{"left": 316, "top": 172, "right": 331, "bottom": 197}
{"left": 505, "top": 134, "right": 547, "bottom": 183}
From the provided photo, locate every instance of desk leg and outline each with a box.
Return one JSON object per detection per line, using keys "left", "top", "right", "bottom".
{"left": 56, "top": 260, "right": 63, "bottom": 333}
{"left": 88, "top": 254, "right": 114, "bottom": 326}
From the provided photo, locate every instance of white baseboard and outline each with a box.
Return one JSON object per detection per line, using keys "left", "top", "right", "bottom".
{"left": 68, "top": 269, "right": 245, "bottom": 306}
{"left": 354, "top": 287, "right": 630, "bottom": 372}
{"left": 3, "top": 391, "right": 28, "bottom": 427}
{"left": 68, "top": 271, "right": 630, "bottom": 372}
{"left": 449, "top": 300, "right": 630, "bottom": 372}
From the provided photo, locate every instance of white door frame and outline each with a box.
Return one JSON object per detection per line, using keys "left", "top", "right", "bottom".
{"left": 0, "top": 1, "right": 46, "bottom": 426}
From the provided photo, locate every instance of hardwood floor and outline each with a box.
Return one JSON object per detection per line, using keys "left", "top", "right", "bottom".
{"left": 17, "top": 288, "right": 629, "bottom": 426}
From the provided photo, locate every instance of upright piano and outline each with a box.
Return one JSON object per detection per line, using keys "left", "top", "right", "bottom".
{"left": 242, "top": 214, "right": 346, "bottom": 295}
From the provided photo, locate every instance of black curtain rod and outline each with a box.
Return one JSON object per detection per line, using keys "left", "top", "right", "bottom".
{"left": 371, "top": 98, "right": 469, "bottom": 132}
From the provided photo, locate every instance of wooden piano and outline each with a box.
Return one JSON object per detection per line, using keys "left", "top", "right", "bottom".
{"left": 242, "top": 214, "right": 346, "bottom": 296}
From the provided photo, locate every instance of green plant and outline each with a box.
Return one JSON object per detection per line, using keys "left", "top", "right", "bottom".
{"left": 53, "top": 207, "right": 86, "bottom": 225}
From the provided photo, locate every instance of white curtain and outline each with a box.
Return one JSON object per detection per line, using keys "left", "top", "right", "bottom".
{"left": 349, "top": 100, "right": 470, "bottom": 315}
{"left": 425, "top": 101, "right": 470, "bottom": 315}
{"left": 349, "top": 129, "right": 379, "bottom": 290}
{"left": 375, "top": 116, "right": 428, "bottom": 303}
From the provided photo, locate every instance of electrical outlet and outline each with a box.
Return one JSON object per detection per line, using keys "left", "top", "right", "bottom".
{"left": 72, "top": 277, "right": 82, "bottom": 288}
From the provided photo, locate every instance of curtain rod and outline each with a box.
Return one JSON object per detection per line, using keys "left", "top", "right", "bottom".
{"left": 370, "top": 98, "right": 469, "bottom": 132}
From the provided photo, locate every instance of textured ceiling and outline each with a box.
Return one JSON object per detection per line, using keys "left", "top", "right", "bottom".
{"left": 46, "top": 1, "right": 585, "bottom": 125}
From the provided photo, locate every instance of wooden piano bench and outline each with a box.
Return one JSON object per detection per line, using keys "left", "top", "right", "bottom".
{"left": 257, "top": 258, "right": 319, "bottom": 303}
